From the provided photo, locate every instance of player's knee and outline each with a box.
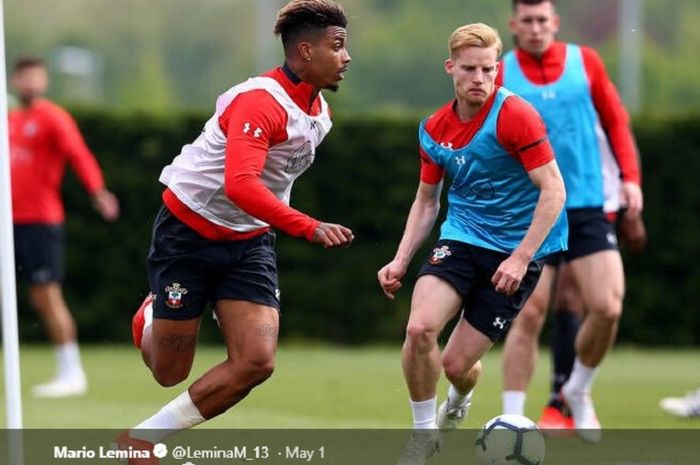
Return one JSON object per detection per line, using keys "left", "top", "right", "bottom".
{"left": 587, "top": 292, "right": 623, "bottom": 324}
{"left": 525, "top": 288, "right": 549, "bottom": 314}
{"left": 443, "top": 356, "right": 481, "bottom": 383}
{"left": 404, "top": 321, "right": 439, "bottom": 354}
{"left": 442, "top": 357, "right": 465, "bottom": 382}
{"left": 28, "top": 286, "right": 54, "bottom": 313}
{"left": 151, "top": 365, "right": 190, "bottom": 387}
{"left": 512, "top": 307, "right": 545, "bottom": 336}
{"left": 235, "top": 354, "right": 276, "bottom": 386}
{"left": 596, "top": 303, "right": 623, "bottom": 324}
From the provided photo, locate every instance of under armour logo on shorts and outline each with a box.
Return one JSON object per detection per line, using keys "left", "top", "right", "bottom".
{"left": 492, "top": 317, "right": 506, "bottom": 330}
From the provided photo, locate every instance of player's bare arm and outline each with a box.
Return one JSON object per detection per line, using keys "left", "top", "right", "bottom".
{"left": 492, "top": 160, "right": 565, "bottom": 295}
{"left": 378, "top": 180, "right": 443, "bottom": 299}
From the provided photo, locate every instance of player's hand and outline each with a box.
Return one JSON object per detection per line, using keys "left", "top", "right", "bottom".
{"left": 621, "top": 182, "right": 643, "bottom": 219}
{"left": 311, "top": 222, "right": 354, "bottom": 248}
{"left": 491, "top": 254, "right": 529, "bottom": 296}
{"left": 618, "top": 213, "right": 647, "bottom": 253}
{"left": 92, "top": 189, "right": 120, "bottom": 222}
{"left": 377, "top": 260, "right": 407, "bottom": 300}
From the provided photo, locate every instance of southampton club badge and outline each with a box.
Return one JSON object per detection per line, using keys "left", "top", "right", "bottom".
{"left": 165, "top": 282, "right": 188, "bottom": 309}
{"left": 429, "top": 245, "right": 452, "bottom": 265}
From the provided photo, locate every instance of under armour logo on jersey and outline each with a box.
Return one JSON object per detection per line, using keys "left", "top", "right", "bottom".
{"left": 23, "top": 121, "right": 38, "bottom": 137}
{"left": 243, "top": 122, "right": 263, "bottom": 138}
{"left": 455, "top": 155, "right": 466, "bottom": 165}
{"left": 607, "top": 232, "right": 618, "bottom": 246}
{"left": 440, "top": 141, "right": 453, "bottom": 149}
{"left": 492, "top": 317, "right": 506, "bottom": 330}
{"left": 542, "top": 90, "right": 557, "bottom": 100}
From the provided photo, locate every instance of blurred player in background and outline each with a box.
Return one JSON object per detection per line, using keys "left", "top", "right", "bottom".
{"left": 529, "top": 159, "right": 647, "bottom": 432}
{"left": 498, "top": 0, "right": 643, "bottom": 442}
{"left": 660, "top": 387, "right": 700, "bottom": 418}
{"left": 9, "top": 56, "right": 120, "bottom": 398}
{"left": 378, "top": 23, "right": 567, "bottom": 465}
{"left": 536, "top": 151, "right": 646, "bottom": 431}
{"left": 115, "top": 0, "right": 353, "bottom": 461}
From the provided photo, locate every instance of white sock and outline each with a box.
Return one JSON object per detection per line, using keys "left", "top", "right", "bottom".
{"left": 502, "top": 391, "right": 526, "bottom": 416}
{"left": 55, "top": 342, "right": 85, "bottom": 380}
{"left": 447, "top": 384, "right": 472, "bottom": 407}
{"left": 566, "top": 358, "right": 597, "bottom": 393}
{"left": 130, "top": 391, "right": 206, "bottom": 443}
{"left": 410, "top": 397, "right": 437, "bottom": 430}
{"left": 144, "top": 299, "right": 154, "bottom": 330}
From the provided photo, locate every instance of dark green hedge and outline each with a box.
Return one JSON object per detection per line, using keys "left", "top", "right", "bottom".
{"left": 15, "top": 110, "right": 700, "bottom": 346}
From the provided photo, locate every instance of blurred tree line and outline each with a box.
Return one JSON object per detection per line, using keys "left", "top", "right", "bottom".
{"left": 14, "top": 110, "right": 700, "bottom": 346}
{"left": 6, "top": 0, "right": 700, "bottom": 115}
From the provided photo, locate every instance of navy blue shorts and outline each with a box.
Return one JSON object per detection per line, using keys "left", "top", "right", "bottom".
{"left": 563, "top": 208, "right": 618, "bottom": 262}
{"left": 14, "top": 224, "right": 65, "bottom": 284}
{"left": 147, "top": 205, "right": 280, "bottom": 320}
{"left": 417, "top": 240, "right": 545, "bottom": 342}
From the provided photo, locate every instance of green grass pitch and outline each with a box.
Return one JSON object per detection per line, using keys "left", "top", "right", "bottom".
{"left": 1, "top": 344, "right": 699, "bottom": 429}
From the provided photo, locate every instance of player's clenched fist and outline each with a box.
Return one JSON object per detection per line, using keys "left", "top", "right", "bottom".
{"left": 312, "top": 222, "right": 354, "bottom": 248}
{"left": 377, "top": 260, "right": 407, "bottom": 300}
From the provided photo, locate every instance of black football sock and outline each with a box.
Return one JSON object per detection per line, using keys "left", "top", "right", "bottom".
{"left": 548, "top": 310, "right": 580, "bottom": 409}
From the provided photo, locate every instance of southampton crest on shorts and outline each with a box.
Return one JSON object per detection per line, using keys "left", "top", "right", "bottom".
{"left": 165, "top": 282, "right": 188, "bottom": 309}
{"left": 429, "top": 245, "right": 452, "bottom": 265}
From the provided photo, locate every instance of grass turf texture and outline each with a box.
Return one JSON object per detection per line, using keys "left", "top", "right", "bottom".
{"left": 1, "top": 345, "right": 698, "bottom": 429}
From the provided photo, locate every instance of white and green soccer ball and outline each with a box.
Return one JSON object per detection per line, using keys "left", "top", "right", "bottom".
{"left": 474, "top": 414, "right": 545, "bottom": 465}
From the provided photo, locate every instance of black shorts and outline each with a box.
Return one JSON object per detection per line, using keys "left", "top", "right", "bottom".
{"left": 564, "top": 208, "right": 618, "bottom": 262}
{"left": 147, "top": 205, "right": 280, "bottom": 320}
{"left": 14, "top": 224, "right": 65, "bottom": 284}
{"left": 417, "top": 240, "right": 544, "bottom": 342}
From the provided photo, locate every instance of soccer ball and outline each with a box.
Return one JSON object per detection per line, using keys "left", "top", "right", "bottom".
{"left": 474, "top": 414, "right": 545, "bottom": 465}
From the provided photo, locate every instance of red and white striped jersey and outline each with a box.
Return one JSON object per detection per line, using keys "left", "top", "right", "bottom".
{"left": 160, "top": 68, "right": 332, "bottom": 241}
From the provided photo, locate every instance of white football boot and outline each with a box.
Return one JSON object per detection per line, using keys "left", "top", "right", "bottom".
{"left": 561, "top": 382, "right": 601, "bottom": 443}
{"left": 32, "top": 372, "right": 87, "bottom": 398}
{"left": 396, "top": 430, "right": 442, "bottom": 465}
{"left": 659, "top": 388, "right": 700, "bottom": 418}
{"left": 436, "top": 391, "right": 472, "bottom": 431}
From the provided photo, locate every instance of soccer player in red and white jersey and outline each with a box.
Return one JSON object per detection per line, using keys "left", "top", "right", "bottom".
{"left": 498, "top": 0, "right": 644, "bottom": 442}
{"left": 378, "top": 23, "right": 566, "bottom": 464}
{"left": 115, "top": 1, "right": 352, "bottom": 459}
{"left": 9, "top": 57, "right": 120, "bottom": 398}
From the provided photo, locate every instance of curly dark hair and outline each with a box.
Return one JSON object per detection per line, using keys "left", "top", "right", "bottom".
{"left": 274, "top": 0, "right": 348, "bottom": 49}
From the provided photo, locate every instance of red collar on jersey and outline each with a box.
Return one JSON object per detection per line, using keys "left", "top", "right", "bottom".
{"left": 263, "top": 64, "right": 322, "bottom": 116}
{"left": 514, "top": 41, "right": 568, "bottom": 84}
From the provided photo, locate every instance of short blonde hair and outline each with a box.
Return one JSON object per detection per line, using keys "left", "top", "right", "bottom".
{"left": 448, "top": 23, "right": 503, "bottom": 57}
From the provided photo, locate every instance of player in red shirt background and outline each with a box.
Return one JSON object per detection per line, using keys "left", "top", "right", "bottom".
{"left": 9, "top": 57, "right": 119, "bottom": 398}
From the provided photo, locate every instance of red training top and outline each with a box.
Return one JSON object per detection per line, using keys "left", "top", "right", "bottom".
{"left": 9, "top": 99, "right": 105, "bottom": 224}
